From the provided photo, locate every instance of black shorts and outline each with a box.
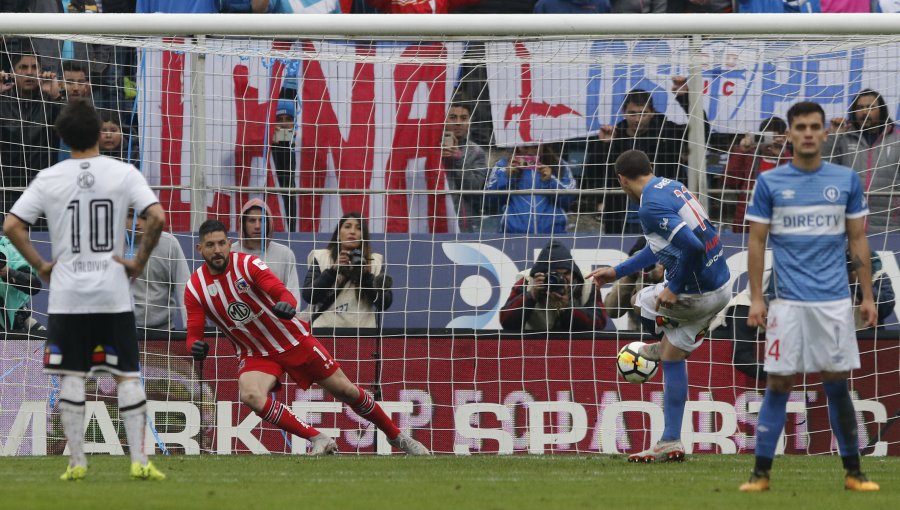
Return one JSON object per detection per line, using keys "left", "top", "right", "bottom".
{"left": 45, "top": 312, "right": 140, "bottom": 377}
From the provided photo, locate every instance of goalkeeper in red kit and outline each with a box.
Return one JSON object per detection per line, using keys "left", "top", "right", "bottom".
{"left": 184, "top": 220, "right": 429, "bottom": 455}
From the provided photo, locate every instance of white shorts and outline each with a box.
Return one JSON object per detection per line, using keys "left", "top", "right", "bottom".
{"left": 764, "top": 299, "right": 860, "bottom": 375}
{"left": 637, "top": 282, "right": 731, "bottom": 353}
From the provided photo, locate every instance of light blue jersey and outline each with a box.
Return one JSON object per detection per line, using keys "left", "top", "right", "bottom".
{"left": 639, "top": 177, "right": 730, "bottom": 294}
{"left": 745, "top": 162, "right": 868, "bottom": 301}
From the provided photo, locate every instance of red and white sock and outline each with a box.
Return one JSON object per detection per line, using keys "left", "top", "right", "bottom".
{"left": 351, "top": 386, "right": 400, "bottom": 440}
{"left": 257, "top": 397, "right": 319, "bottom": 440}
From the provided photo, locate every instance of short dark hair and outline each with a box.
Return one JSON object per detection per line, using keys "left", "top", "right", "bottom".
{"left": 99, "top": 110, "right": 122, "bottom": 127}
{"left": 61, "top": 60, "right": 87, "bottom": 76}
{"left": 54, "top": 98, "right": 101, "bottom": 150}
{"left": 448, "top": 101, "right": 473, "bottom": 115}
{"left": 9, "top": 52, "right": 39, "bottom": 69}
{"left": 623, "top": 89, "right": 655, "bottom": 112}
{"left": 615, "top": 150, "right": 653, "bottom": 179}
{"left": 759, "top": 116, "right": 787, "bottom": 134}
{"left": 786, "top": 101, "right": 825, "bottom": 127}
{"left": 198, "top": 219, "right": 228, "bottom": 241}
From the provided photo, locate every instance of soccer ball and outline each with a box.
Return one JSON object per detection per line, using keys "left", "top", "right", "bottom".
{"left": 616, "top": 341, "right": 659, "bottom": 384}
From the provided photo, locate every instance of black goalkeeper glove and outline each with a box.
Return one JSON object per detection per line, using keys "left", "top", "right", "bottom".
{"left": 272, "top": 301, "right": 296, "bottom": 320}
{"left": 191, "top": 340, "right": 209, "bottom": 362}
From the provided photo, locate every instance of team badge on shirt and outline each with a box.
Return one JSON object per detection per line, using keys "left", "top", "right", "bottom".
{"left": 823, "top": 185, "right": 840, "bottom": 202}
{"left": 236, "top": 278, "right": 250, "bottom": 293}
{"left": 207, "top": 283, "right": 218, "bottom": 297}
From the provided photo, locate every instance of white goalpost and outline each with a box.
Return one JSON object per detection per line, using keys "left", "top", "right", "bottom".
{"left": 1, "top": 14, "right": 899, "bottom": 457}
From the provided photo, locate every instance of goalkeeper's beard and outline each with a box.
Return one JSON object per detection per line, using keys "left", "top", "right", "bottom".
{"left": 207, "top": 255, "right": 229, "bottom": 273}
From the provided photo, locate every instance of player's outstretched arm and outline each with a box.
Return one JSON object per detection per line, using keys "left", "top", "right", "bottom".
{"left": 2, "top": 214, "right": 54, "bottom": 281}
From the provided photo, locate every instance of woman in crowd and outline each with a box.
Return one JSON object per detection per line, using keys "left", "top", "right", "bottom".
{"left": 302, "top": 213, "right": 393, "bottom": 328}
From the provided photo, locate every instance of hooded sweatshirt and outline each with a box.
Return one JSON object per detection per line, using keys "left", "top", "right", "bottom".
{"left": 231, "top": 198, "right": 301, "bottom": 302}
{"left": 499, "top": 242, "right": 607, "bottom": 332}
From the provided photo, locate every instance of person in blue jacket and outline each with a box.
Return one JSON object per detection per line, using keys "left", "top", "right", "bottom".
{"left": 484, "top": 144, "right": 577, "bottom": 235}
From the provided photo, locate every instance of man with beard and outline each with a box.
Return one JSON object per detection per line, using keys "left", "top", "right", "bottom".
{"left": 824, "top": 88, "right": 900, "bottom": 234}
{"left": 185, "top": 220, "right": 430, "bottom": 456}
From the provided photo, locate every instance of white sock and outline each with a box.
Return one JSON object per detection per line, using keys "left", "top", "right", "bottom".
{"left": 117, "top": 379, "right": 148, "bottom": 465}
{"left": 59, "top": 375, "right": 86, "bottom": 468}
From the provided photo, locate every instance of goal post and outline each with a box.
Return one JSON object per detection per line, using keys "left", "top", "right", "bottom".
{"left": 0, "top": 14, "right": 899, "bottom": 457}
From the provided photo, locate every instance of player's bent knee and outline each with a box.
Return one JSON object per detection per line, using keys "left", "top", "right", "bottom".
{"left": 239, "top": 390, "right": 267, "bottom": 412}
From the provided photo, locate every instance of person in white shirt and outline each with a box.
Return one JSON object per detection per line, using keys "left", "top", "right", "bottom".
{"left": 3, "top": 98, "right": 166, "bottom": 482}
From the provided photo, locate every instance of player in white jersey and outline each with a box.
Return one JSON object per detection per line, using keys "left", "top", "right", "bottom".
{"left": 739, "top": 101, "right": 879, "bottom": 492}
{"left": 3, "top": 98, "right": 166, "bottom": 482}
{"left": 588, "top": 149, "right": 731, "bottom": 463}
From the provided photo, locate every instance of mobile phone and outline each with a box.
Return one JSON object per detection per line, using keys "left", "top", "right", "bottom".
{"left": 514, "top": 154, "right": 538, "bottom": 168}
{"left": 759, "top": 133, "right": 775, "bottom": 145}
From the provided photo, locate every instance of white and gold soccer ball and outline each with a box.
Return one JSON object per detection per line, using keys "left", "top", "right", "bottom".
{"left": 616, "top": 341, "right": 659, "bottom": 384}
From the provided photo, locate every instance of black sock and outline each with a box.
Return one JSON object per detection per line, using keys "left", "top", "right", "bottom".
{"left": 842, "top": 454, "right": 861, "bottom": 474}
{"left": 753, "top": 455, "right": 773, "bottom": 474}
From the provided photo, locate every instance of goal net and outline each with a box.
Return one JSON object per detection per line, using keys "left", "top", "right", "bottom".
{"left": 1, "top": 14, "right": 898, "bottom": 457}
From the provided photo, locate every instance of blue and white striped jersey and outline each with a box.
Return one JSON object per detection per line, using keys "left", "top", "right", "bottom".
{"left": 639, "top": 177, "right": 730, "bottom": 294}
{"left": 745, "top": 162, "right": 868, "bottom": 301}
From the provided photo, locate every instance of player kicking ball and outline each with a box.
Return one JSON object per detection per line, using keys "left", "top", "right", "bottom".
{"left": 587, "top": 150, "right": 731, "bottom": 463}
{"left": 185, "top": 220, "right": 429, "bottom": 456}
{"left": 739, "top": 101, "right": 879, "bottom": 492}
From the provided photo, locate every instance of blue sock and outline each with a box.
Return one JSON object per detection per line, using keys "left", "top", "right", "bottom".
{"left": 755, "top": 390, "right": 789, "bottom": 461}
{"left": 823, "top": 379, "right": 860, "bottom": 458}
{"left": 661, "top": 360, "right": 687, "bottom": 442}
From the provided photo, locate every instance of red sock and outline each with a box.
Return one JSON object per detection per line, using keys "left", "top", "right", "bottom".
{"left": 257, "top": 397, "right": 320, "bottom": 440}
{"left": 351, "top": 386, "right": 400, "bottom": 440}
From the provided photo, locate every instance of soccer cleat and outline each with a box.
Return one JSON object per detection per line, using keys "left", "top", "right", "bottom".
{"left": 845, "top": 471, "right": 879, "bottom": 491}
{"left": 739, "top": 471, "right": 771, "bottom": 492}
{"left": 130, "top": 461, "right": 166, "bottom": 481}
{"left": 309, "top": 434, "right": 339, "bottom": 456}
{"left": 59, "top": 465, "right": 87, "bottom": 481}
{"left": 388, "top": 432, "right": 431, "bottom": 455}
{"left": 627, "top": 439, "right": 685, "bottom": 463}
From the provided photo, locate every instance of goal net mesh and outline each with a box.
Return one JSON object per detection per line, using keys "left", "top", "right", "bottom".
{"left": 1, "top": 28, "right": 898, "bottom": 456}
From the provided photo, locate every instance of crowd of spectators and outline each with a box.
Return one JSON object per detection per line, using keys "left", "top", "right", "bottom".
{"left": 1, "top": 5, "right": 899, "bottom": 336}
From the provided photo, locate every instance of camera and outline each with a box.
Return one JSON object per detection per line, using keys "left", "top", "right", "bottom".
{"left": 347, "top": 248, "right": 365, "bottom": 267}
{"left": 545, "top": 271, "right": 568, "bottom": 295}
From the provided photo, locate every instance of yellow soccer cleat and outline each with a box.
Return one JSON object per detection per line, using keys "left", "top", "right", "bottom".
{"left": 59, "top": 465, "right": 87, "bottom": 481}
{"left": 130, "top": 461, "right": 166, "bottom": 481}
{"left": 845, "top": 471, "right": 879, "bottom": 492}
{"left": 739, "top": 471, "right": 770, "bottom": 492}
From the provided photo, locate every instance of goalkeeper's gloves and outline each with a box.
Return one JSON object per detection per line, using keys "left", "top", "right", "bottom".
{"left": 272, "top": 301, "right": 296, "bottom": 320}
{"left": 191, "top": 340, "right": 209, "bottom": 362}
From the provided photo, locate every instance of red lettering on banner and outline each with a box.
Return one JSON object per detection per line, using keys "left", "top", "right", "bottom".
{"left": 384, "top": 43, "right": 450, "bottom": 233}
{"left": 230, "top": 40, "right": 290, "bottom": 232}
{"left": 298, "top": 43, "right": 376, "bottom": 232}
{"left": 723, "top": 81, "right": 735, "bottom": 96}
{"left": 159, "top": 44, "right": 191, "bottom": 231}
{"left": 503, "top": 42, "right": 581, "bottom": 144}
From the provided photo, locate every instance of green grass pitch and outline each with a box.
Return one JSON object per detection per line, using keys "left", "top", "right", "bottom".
{"left": 1, "top": 455, "right": 897, "bottom": 510}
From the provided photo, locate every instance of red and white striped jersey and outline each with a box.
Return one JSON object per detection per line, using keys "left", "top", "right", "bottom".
{"left": 184, "top": 251, "right": 311, "bottom": 357}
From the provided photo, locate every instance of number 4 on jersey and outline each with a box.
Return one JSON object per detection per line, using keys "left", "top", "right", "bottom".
{"left": 766, "top": 338, "right": 780, "bottom": 361}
